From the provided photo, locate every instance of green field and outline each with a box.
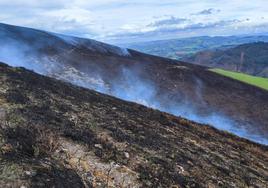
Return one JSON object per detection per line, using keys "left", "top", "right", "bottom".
{"left": 210, "top": 68, "right": 268, "bottom": 91}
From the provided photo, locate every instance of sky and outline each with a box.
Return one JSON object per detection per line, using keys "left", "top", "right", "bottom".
{"left": 0, "top": 0, "right": 268, "bottom": 44}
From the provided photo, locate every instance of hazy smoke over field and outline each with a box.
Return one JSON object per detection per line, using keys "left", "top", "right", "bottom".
{"left": 0, "top": 34, "right": 267, "bottom": 145}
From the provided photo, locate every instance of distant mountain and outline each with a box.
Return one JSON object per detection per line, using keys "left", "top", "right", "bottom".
{"left": 184, "top": 42, "right": 268, "bottom": 78}
{"left": 1, "top": 23, "right": 268, "bottom": 144}
{"left": 1, "top": 63, "right": 268, "bottom": 187}
{"left": 124, "top": 35, "right": 268, "bottom": 60}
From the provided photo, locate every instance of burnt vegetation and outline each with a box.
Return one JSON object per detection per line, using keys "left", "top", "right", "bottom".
{"left": 0, "top": 63, "right": 268, "bottom": 187}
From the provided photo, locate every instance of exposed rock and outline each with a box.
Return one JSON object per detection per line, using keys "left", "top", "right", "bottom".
{"left": 94, "top": 144, "right": 103, "bottom": 149}
{"left": 124, "top": 152, "right": 130, "bottom": 159}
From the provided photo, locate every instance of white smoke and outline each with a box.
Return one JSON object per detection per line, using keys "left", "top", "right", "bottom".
{"left": 0, "top": 31, "right": 267, "bottom": 145}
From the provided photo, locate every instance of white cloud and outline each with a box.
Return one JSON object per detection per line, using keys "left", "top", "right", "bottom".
{"left": 193, "top": 8, "right": 221, "bottom": 15}
{"left": 0, "top": 0, "right": 268, "bottom": 43}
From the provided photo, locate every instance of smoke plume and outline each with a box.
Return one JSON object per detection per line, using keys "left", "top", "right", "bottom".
{"left": 0, "top": 31, "right": 267, "bottom": 145}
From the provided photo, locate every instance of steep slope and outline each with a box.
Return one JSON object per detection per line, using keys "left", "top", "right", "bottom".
{"left": 0, "top": 23, "right": 268, "bottom": 144}
{"left": 183, "top": 42, "right": 268, "bottom": 78}
{"left": 123, "top": 36, "right": 268, "bottom": 60}
{"left": 0, "top": 63, "right": 267, "bottom": 188}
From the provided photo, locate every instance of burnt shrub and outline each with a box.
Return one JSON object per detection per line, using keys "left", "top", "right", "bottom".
{"left": 30, "top": 164, "right": 86, "bottom": 188}
{"left": 1, "top": 125, "right": 59, "bottom": 159}
{"left": 5, "top": 89, "right": 29, "bottom": 104}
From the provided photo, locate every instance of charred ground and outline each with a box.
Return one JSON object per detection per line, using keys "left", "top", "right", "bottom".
{"left": 1, "top": 23, "right": 268, "bottom": 141}
{"left": 0, "top": 63, "right": 267, "bottom": 187}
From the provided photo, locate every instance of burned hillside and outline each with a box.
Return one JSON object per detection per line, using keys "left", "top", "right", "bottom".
{"left": 0, "top": 63, "right": 267, "bottom": 187}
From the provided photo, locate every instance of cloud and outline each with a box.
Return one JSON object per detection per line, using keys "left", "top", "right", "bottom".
{"left": 184, "top": 19, "right": 241, "bottom": 30}
{"left": 144, "top": 16, "right": 242, "bottom": 34}
{"left": 148, "top": 16, "right": 188, "bottom": 27}
{"left": 0, "top": 0, "right": 268, "bottom": 43}
{"left": 194, "top": 8, "right": 221, "bottom": 15}
{"left": 0, "top": 0, "right": 70, "bottom": 9}
{"left": 106, "top": 18, "right": 245, "bottom": 43}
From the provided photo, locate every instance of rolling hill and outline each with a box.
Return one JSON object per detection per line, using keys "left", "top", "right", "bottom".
{"left": 0, "top": 62, "right": 267, "bottom": 187}
{"left": 123, "top": 35, "right": 268, "bottom": 60}
{"left": 184, "top": 42, "right": 268, "bottom": 78}
{"left": 0, "top": 23, "right": 268, "bottom": 145}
